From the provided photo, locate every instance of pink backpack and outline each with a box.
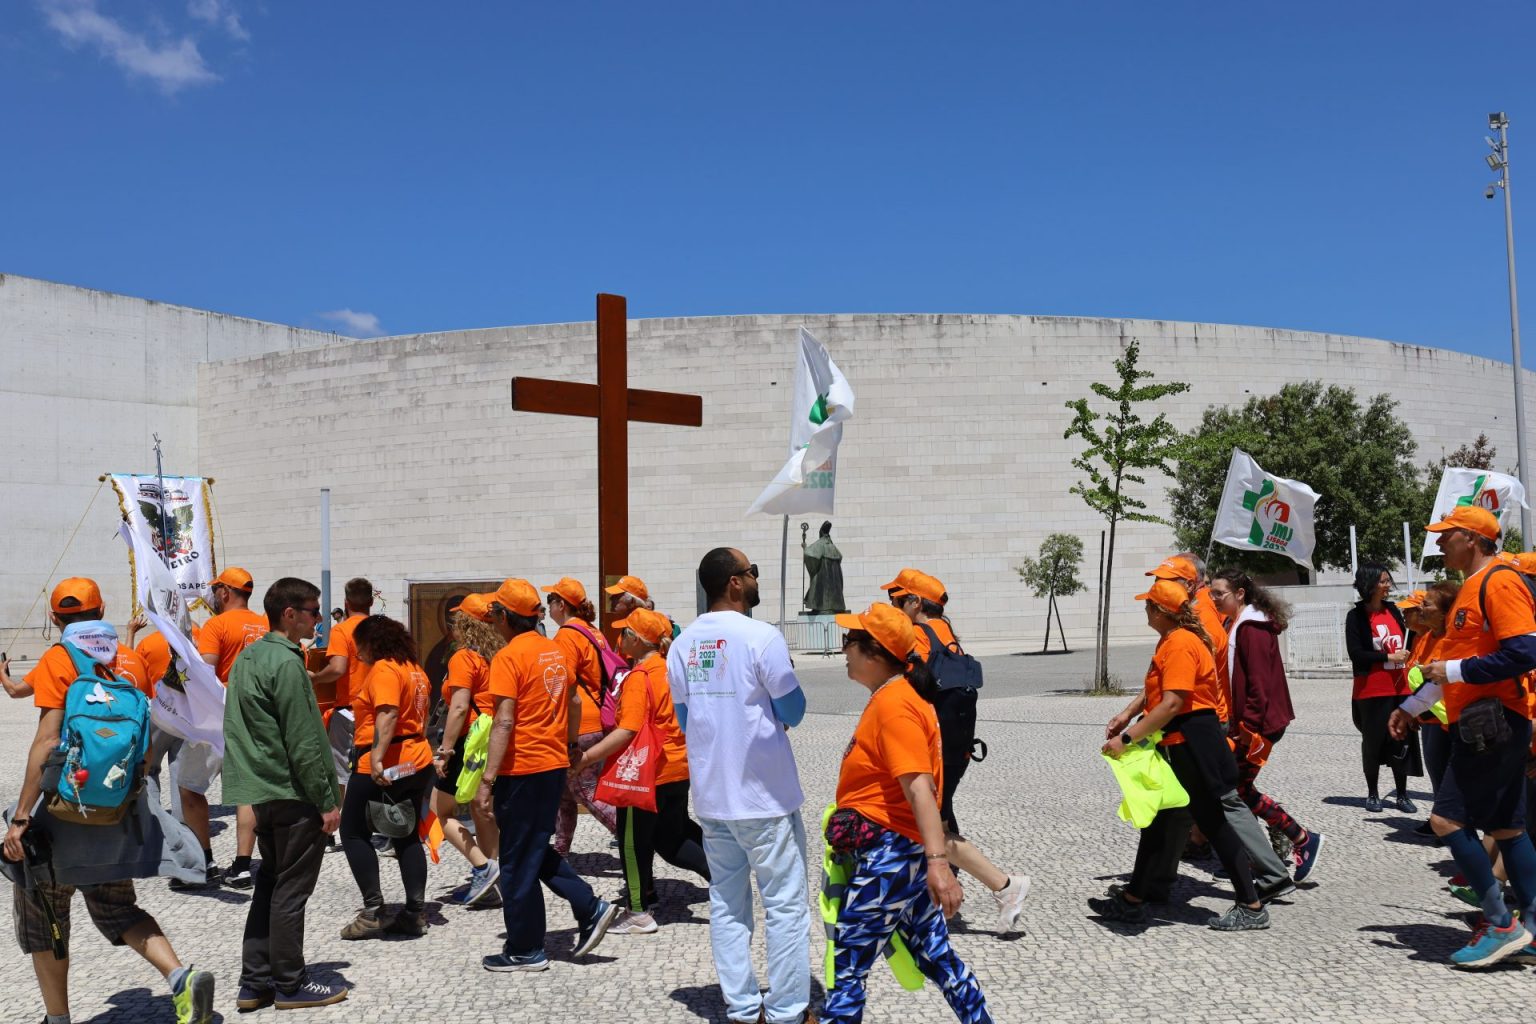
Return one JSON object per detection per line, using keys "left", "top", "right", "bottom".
{"left": 561, "top": 621, "right": 630, "bottom": 732}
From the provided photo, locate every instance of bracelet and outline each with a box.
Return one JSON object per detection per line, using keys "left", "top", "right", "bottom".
{"left": 925, "top": 851, "right": 947, "bottom": 860}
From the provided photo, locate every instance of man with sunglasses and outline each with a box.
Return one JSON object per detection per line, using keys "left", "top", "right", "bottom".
{"left": 222, "top": 577, "right": 346, "bottom": 1009}
{"left": 668, "top": 548, "right": 813, "bottom": 1024}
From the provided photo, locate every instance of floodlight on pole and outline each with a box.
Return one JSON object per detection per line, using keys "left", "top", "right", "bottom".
{"left": 1486, "top": 111, "right": 1531, "bottom": 549}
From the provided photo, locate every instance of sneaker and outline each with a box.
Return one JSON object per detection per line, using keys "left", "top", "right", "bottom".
{"left": 1209, "top": 904, "right": 1271, "bottom": 931}
{"left": 1397, "top": 795, "right": 1418, "bottom": 814}
{"left": 991, "top": 874, "right": 1030, "bottom": 933}
{"left": 573, "top": 900, "right": 621, "bottom": 957}
{"left": 385, "top": 909, "right": 429, "bottom": 937}
{"left": 1180, "top": 840, "right": 1213, "bottom": 863}
{"left": 224, "top": 863, "right": 255, "bottom": 890}
{"left": 274, "top": 979, "right": 349, "bottom": 1009}
{"left": 1413, "top": 820, "right": 1436, "bottom": 837}
{"left": 1449, "top": 882, "right": 1484, "bottom": 908}
{"left": 1450, "top": 918, "right": 1530, "bottom": 968}
{"left": 339, "top": 909, "right": 386, "bottom": 940}
{"left": 170, "top": 870, "right": 218, "bottom": 892}
{"left": 235, "top": 984, "right": 274, "bottom": 1011}
{"left": 1267, "top": 826, "right": 1294, "bottom": 865}
{"left": 1509, "top": 942, "right": 1536, "bottom": 965}
{"left": 483, "top": 950, "right": 550, "bottom": 972}
{"left": 1258, "top": 877, "right": 1297, "bottom": 903}
{"left": 464, "top": 862, "right": 501, "bottom": 906}
{"left": 1365, "top": 795, "right": 1383, "bottom": 813}
{"left": 1087, "top": 890, "right": 1148, "bottom": 924}
{"left": 609, "top": 910, "right": 659, "bottom": 934}
{"left": 373, "top": 834, "right": 398, "bottom": 858}
{"left": 1293, "top": 832, "right": 1326, "bottom": 883}
{"left": 172, "top": 966, "right": 215, "bottom": 1024}
{"left": 1104, "top": 882, "right": 1167, "bottom": 904}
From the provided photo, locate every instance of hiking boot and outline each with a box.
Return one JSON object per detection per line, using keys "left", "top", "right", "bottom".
{"left": 991, "top": 874, "right": 1030, "bottom": 933}
{"left": 1450, "top": 917, "right": 1530, "bottom": 968}
{"left": 339, "top": 908, "right": 387, "bottom": 940}
{"left": 573, "top": 899, "right": 620, "bottom": 957}
{"left": 386, "top": 909, "right": 429, "bottom": 937}
{"left": 274, "top": 979, "right": 348, "bottom": 1009}
{"left": 610, "top": 910, "right": 659, "bottom": 934}
{"left": 1208, "top": 904, "right": 1270, "bottom": 931}
{"left": 463, "top": 862, "right": 501, "bottom": 906}
{"left": 235, "top": 984, "right": 273, "bottom": 1011}
{"left": 1293, "top": 832, "right": 1325, "bottom": 883}
{"left": 1087, "top": 890, "right": 1148, "bottom": 924}
{"left": 483, "top": 950, "right": 550, "bottom": 972}
{"left": 172, "top": 966, "right": 215, "bottom": 1024}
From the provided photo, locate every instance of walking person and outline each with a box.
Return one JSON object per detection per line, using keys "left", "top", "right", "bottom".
{"left": 1346, "top": 563, "right": 1422, "bottom": 812}
{"left": 338, "top": 615, "right": 435, "bottom": 939}
{"left": 1208, "top": 568, "right": 1326, "bottom": 881}
{"left": 474, "top": 579, "right": 618, "bottom": 972}
{"left": 821, "top": 603, "right": 992, "bottom": 1023}
{"left": 223, "top": 577, "right": 347, "bottom": 1010}
{"left": 546, "top": 577, "right": 620, "bottom": 856}
{"left": 668, "top": 548, "right": 814, "bottom": 1024}
{"left": 431, "top": 594, "right": 502, "bottom": 906}
{"left": 1091, "top": 579, "right": 1269, "bottom": 931}
{"left": 578, "top": 608, "right": 710, "bottom": 934}
{"left": 311, "top": 578, "right": 376, "bottom": 800}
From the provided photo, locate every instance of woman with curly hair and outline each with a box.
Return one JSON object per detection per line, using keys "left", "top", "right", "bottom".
{"left": 1091, "top": 578, "right": 1269, "bottom": 931}
{"left": 340, "top": 614, "right": 434, "bottom": 940}
{"left": 431, "top": 594, "right": 504, "bottom": 906}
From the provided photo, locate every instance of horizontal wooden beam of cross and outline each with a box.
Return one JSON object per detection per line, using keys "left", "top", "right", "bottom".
{"left": 509, "top": 378, "right": 703, "bottom": 427}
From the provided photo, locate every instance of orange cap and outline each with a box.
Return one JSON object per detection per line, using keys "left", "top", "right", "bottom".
{"left": 614, "top": 607, "right": 672, "bottom": 646}
{"left": 214, "top": 567, "right": 254, "bottom": 592}
{"left": 835, "top": 603, "right": 917, "bottom": 662}
{"left": 902, "top": 571, "right": 948, "bottom": 605}
{"left": 50, "top": 577, "right": 102, "bottom": 614}
{"left": 880, "top": 569, "right": 923, "bottom": 596}
{"left": 604, "top": 575, "right": 649, "bottom": 601}
{"left": 1145, "top": 557, "right": 1197, "bottom": 583}
{"left": 457, "top": 593, "right": 492, "bottom": 623}
{"left": 488, "top": 578, "right": 541, "bottom": 617}
{"left": 1513, "top": 552, "right": 1536, "bottom": 574}
{"left": 1135, "top": 579, "right": 1192, "bottom": 615}
{"left": 541, "top": 577, "right": 588, "bottom": 608}
{"left": 1426, "top": 505, "right": 1502, "bottom": 542}
{"left": 1396, "top": 590, "right": 1427, "bottom": 610}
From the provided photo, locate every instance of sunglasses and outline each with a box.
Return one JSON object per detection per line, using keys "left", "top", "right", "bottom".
{"left": 294, "top": 605, "right": 322, "bottom": 617}
{"left": 734, "top": 564, "right": 760, "bottom": 579}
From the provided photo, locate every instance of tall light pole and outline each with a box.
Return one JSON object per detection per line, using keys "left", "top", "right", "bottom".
{"left": 1488, "top": 112, "right": 1530, "bottom": 549}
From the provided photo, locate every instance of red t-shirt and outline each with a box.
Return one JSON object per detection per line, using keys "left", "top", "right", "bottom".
{"left": 1353, "top": 609, "right": 1408, "bottom": 700}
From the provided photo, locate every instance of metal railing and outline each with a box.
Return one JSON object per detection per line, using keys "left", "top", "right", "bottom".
{"left": 1281, "top": 602, "right": 1349, "bottom": 673}
{"left": 780, "top": 617, "right": 841, "bottom": 654}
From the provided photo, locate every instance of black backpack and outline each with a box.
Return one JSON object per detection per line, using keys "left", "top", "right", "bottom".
{"left": 918, "top": 623, "right": 987, "bottom": 766}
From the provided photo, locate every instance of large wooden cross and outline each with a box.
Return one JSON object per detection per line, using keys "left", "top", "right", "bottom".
{"left": 511, "top": 293, "right": 703, "bottom": 632}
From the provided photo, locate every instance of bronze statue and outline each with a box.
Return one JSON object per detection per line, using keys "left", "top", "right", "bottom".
{"left": 802, "top": 520, "right": 847, "bottom": 614}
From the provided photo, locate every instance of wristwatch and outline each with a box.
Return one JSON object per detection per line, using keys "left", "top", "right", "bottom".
{"left": 1120, "top": 731, "right": 1134, "bottom": 747}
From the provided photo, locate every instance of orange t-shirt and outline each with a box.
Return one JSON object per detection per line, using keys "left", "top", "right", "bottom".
{"left": 555, "top": 621, "right": 609, "bottom": 736}
{"left": 113, "top": 649, "right": 152, "bottom": 698}
{"left": 487, "top": 631, "right": 571, "bottom": 776}
{"left": 352, "top": 659, "right": 433, "bottom": 775}
{"left": 1437, "top": 562, "right": 1536, "bottom": 723}
{"left": 1143, "top": 628, "right": 1221, "bottom": 747}
{"left": 134, "top": 625, "right": 204, "bottom": 695}
{"left": 25, "top": 645, "right": 99, "bottom": 710}
{"left": 615, "top": 652, "right": 688, "bottom": 786}
{"left": 1194, "top": 588, "right": 1233, "bottom": 723}
{"left": 913, "top": 618, "right": 958, "bottom": 660}
{"left": 325, "top": 613, "right": 370, "bottom": 709}
{"left": 835, "top": 677, "right": 943, "bottom": 843}
{"left": 198, "top": 608, "right": 269, "bottom": 683}
{"left": 443, "top": 648, "right": 492, "bottom": 718}
{"left": 1408, "top": 631, "right": 1442, "bottom": 669}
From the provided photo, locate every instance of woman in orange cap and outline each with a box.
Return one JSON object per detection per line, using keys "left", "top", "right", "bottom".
{"left": 432, "top": 594, "right": 504, "bottom": 906}
{"left": 1091, "top": 580, "right": 1269, "bottom": 931}
{"left": 545, "top": 577, "right": 619, "bottom": 857}
{"left": 578, "top": 607, "right": 709, "bottom": 934}
{"left": 820, "top": 602, "right": 991, "bottom": 1023}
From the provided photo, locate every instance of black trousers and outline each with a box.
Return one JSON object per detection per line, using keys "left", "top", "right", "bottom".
{"left": 241, "top": 800, "right": 327, "bottom": 992}
{"left": 341, "top": 769, "right": 432, "bottom": 913}
{"left": 617, "top": 778, "right": 711, "bottom": 912}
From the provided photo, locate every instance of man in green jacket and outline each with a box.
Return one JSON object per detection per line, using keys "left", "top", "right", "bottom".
{"left": 222, "top": 577, "right": 346, "bottom": 1011}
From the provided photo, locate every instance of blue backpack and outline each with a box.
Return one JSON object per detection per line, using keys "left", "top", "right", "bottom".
{"left": 41, "top": 642, "right": 152, "bottom": 826}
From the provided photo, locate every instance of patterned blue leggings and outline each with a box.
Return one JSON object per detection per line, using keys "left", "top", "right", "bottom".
{"left": 821, "top": 830, "right": 992, "bottom": 1024}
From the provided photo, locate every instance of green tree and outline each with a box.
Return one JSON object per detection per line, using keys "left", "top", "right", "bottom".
{"left": 1064, "top": 339, "right": 1190, "bottom": 690}
{"left": 1167, "top": 382, "right": 1418, "bottom": 575}
{"left": 1016, "top": 533, "right": 1086, "bottom": 653}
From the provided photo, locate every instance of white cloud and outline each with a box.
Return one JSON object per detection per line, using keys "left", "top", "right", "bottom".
{"left": 318, "top": 309, "right": 384, "bottom": 337}
{"left": 39, "top": 0, "right": 218, "bottom": 94}
{"left": 186, "top": 0, "right": 247, "bottom": 41}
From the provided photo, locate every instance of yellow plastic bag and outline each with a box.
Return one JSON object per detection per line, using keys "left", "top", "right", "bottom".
{"left": 1407, "top": 666, "right": 1449, "bottom": 726}
{"left": 453, "top": 714, "right": 494, "bottom": 805}
{"left": 818, "top": 803, "right": 924, "bottom": 992}
{"left": 1102, "top": 732, "right": 1190, "bottom": 829}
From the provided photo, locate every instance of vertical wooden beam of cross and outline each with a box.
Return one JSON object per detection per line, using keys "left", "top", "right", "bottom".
{"left": 510, "top": 293, "right": 704, "bottom": 634}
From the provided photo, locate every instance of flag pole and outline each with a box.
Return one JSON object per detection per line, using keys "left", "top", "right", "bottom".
{"left": 778, "top": 514, "right": 788, "bottom": 630}
{"left": 152, "top": 433, "right": 172, "bottom": 569}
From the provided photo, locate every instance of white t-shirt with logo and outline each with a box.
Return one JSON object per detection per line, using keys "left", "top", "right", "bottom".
{"left": 668, "top": 611, "right": 805, "bottom": 821}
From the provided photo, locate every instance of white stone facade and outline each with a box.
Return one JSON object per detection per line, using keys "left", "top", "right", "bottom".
{"left": 2, "top": 274, "right": 1529, "bottom": 657}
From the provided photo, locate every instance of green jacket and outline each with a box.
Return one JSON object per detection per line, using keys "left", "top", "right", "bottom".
{"left": 222, "top": 632, "right": 340, "bottom": 812}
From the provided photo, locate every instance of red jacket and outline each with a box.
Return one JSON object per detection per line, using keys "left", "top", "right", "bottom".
{"left": 1230, "top": 616, "right": 1296, "bottom": 737}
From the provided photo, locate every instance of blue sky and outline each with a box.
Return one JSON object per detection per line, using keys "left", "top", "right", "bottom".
{"left": 3, "top": 1, "right": 1533, "bottom": 359}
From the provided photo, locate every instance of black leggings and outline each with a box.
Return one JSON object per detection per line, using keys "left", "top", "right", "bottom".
{"left": 341, "top": 768, "right": 433, "bottom": 913}
{"left": 617, "top": 778, "right": 711, "bottom": 912}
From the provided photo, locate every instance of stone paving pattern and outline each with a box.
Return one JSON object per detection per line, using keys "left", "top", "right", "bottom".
{"left": 0, "top": 646, "right": 1529, "bottom": 1022}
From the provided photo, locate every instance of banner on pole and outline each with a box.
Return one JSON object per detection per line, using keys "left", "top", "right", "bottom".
{"left": 1210, "top": 449, "right": 1321, "bottom": 570}
{"left": 109, "top": 474, "right": 218, "bottom": 614}
{"left": 1421, "top": 467, "right": 1528, "bottom": 559}
{"left": 747, "top": 328, "right": 855, "bottom": 516}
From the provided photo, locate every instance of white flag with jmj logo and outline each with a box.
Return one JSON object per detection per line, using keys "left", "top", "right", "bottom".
{"left": 1421, "top": 467, "right": 1528, "bottom": 558}
{"left": 747, "top": 328, "right": 855, "bottom": 516}
{"left": 1210, "top": 449, "right": 1321, "bottom": 570}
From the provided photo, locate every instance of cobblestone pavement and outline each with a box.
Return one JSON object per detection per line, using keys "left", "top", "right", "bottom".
{"left": 0, "top": 662, "right": 1529, "bottom": 1023}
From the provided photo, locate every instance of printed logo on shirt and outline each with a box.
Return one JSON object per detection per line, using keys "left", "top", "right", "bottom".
{"left": 685, "top": 639, "right": 729, "bottom": 686}
{"left": 239, "top": 623, "right": 265, "bottom": 648}
{"left": 539, "top": 652, "right": 568, "bottom": 701}
{"left": 1455, "top": 609, "right": 1469, "bottom": 631}
{"left": 1373, "top": 624, "right": 1404, "bottom": 654}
